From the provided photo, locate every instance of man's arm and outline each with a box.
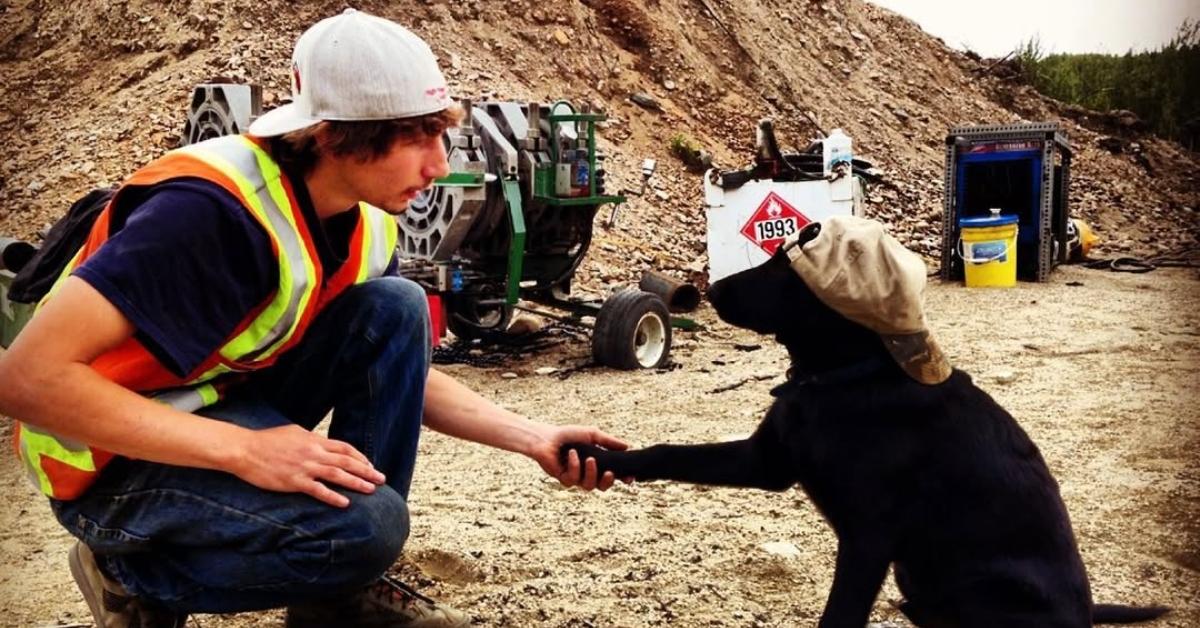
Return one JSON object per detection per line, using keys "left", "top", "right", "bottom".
{"left": 0, "top": 277, "right": 384, "bottom": 507}
{"left": 422, "top": 368, "right": 628, "bottom": 490}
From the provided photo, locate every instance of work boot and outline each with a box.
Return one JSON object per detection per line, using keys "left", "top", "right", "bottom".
{"left": 286, "top": 575, "right": 471, "bottom": 628}
{"left": 68, "top": 541, "right": 188, "bottom": 628}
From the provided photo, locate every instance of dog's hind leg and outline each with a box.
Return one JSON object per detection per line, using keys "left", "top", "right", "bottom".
{"left": 817, "top": 537, "right": 891, "bottom": 628}
{"left": 564, "top": 425, "right": 795, "bottom": 490}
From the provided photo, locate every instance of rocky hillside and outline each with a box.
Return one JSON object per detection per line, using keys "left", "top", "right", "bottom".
{"left": 1, "top": 0, "right": 1196, "bottom": 288}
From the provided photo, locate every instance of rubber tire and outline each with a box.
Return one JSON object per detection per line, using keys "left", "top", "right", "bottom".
{"left": 592, "top": 289, "right": 672, "bottom": 370}
{"left": 446, "top": 300, "right": 513, "bottom": 340}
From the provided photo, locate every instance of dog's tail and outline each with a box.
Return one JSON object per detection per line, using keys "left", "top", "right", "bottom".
{"left": 1092, "top": 603, "right": 1170, "bottom": 624}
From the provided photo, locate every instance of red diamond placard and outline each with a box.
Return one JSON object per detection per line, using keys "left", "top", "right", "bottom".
{"left": 739, "top": 191, "right": 811, "bottom": 255}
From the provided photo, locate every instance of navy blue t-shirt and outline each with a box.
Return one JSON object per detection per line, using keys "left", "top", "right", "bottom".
{"left": 75, "top": 175, "right": 395, "bottom": 378}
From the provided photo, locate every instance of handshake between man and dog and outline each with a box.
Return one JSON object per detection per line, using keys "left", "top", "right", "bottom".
{"left": 563, "top": 217, "right": 1168, "bottom": 628}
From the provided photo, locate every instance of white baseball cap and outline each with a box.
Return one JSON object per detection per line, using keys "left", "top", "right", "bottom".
{"left": 249, "top": 8, "right": 451, "bottom": 137}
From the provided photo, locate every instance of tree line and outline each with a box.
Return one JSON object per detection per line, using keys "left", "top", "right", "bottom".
{"left": 1014, "top": 20, "right": 1199, "bottom": 147}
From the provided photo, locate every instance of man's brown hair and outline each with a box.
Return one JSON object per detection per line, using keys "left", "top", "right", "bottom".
{"left": 271, "top": 105, "right": 465, "bottom": 177}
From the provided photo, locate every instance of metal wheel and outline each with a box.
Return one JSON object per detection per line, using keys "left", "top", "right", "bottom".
{"left": 397, "top": 128, "right": 490, "bottom": 261}
{"left": 181, "top": 84, "right": 261, "bottom": 145}
{"left": 446, "top": 297, "right": 513, "bottom": 340}
{"left": 592, "top": 289, "right": 671, "bottom": 370}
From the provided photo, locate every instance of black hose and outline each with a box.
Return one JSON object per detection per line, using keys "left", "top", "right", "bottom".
{"left": 1081, "top": 257, "right": 1157, "bottom": 273}
{"left": 1080, "top": 247, "right": 1200, "bottom": 273}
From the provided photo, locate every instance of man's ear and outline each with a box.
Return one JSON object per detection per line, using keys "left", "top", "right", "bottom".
{"left": 309, "top": 121, "right": 342, "bottom": 155}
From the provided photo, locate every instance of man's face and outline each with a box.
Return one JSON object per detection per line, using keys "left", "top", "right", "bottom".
{"left": 345, "top": 133, "right": 450, "bottom": 214}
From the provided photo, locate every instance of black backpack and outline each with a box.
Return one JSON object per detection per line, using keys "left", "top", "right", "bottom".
{"left": 8, "top": 187, "right": 116, "bottom": 303}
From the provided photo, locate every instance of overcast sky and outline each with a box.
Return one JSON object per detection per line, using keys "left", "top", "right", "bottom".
{"left": 865, "top": 0, "right": 1200, "bottom": 57}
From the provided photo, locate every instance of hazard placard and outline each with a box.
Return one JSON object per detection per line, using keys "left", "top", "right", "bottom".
{"left": 739, "top": 191, "right": 811, "bottom": 255}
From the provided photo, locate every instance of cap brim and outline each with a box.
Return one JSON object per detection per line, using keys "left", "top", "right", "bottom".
{"left": 880, "top": 330, "right": 952, "bottom": 385}
{"left": 247, "top": 103, "right": 321, "bottom": 137}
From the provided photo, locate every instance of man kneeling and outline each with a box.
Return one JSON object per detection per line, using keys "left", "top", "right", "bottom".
{"left": 0, "top": 9, "right": 623, "bottom": 628}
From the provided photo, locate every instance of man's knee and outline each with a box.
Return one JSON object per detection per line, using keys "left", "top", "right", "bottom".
{"left": 356, "top": 277, "right": 429, "bottom": 319}
{"left": 348, "top": 277, "right": 430, "bottom": 349}
{"left": 319, "top": 486, "right": 410, "bottom": 589}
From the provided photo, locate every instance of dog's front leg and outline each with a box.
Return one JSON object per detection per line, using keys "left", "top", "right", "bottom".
{"left": 818, "top": 537, "right": 891, "bottom": 628}
{"left": 563, "top": 429, "right": 794, "bottom": 490}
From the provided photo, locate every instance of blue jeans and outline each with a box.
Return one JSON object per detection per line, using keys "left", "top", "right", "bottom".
{"left": 51, "top": 277, "right": 432, "bottom": 613}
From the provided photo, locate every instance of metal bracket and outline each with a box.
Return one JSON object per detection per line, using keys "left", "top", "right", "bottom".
{"left": 502, "top": 179, "right": 526, "bottom": 305}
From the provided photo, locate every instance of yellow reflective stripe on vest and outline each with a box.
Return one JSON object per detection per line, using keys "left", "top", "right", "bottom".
{"left": 36, "top": 246, "right": 87, "bottom": 309}
{"left": 17, "top": 382, "right": 220, "bottom": 498}
{"left": 150, "top": 382, "right": 220, "bottom": 414}
{"left": 196, "top": 361, "right": 237, "bottom": 383}
{"left": 357, "top": 203, "right": 399, "bottom": 283}
{"left": 178, "top": 136, "right": 317, "bottom": 364}
{"left": 17, "top": 423, "right": 96, "bottom": 496}
{"left": 247, "top": 141, "right": 319, "bottom": 359}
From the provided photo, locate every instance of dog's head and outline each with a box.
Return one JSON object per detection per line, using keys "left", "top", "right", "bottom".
{"left": 707, "top": 217, "right": 952, "bottom": 385}
{"left": 707, "top": 246, "right": 820, "bottom": 337}
{"left": 708, "top": 223, "right": 879, "bottom": 367}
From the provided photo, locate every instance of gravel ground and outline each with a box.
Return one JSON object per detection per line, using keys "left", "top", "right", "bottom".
{"left": 2, "top": 264, "right": 1196, "bottom": 627}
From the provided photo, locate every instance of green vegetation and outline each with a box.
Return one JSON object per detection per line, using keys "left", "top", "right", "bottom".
{"left": 668, "top": 133, "right": 700, "bottom": 160}
{"left": 668, "top": 133, "right": 711, "bottom": 173}
{"left": 1014, "top": 20, "right": 1199, "bottom": 142}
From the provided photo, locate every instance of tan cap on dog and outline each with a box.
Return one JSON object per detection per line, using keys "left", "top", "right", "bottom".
{"left": 783, "top": 216, "right": 952, "bottom": 385}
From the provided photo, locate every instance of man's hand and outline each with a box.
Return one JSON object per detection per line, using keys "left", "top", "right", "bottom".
{"left": 420, "top": 369, "right": 630, "bottom": 491}
{"left": 229, "top": 425, "right": 386, "bottom": 507}
{"left": 527, "top": 424, "right": 628, "bottom": 491}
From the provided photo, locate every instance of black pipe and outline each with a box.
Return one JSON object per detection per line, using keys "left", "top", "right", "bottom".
{"left": 0, "top": 237, "right": 37, "bottom": 274}
{"left": 639, "top": 270, "right": 701, "bottom": 313}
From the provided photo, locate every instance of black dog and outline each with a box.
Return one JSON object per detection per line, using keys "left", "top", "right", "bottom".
{"left": 565, "top": 228, "right": 1168, "bottom": 627}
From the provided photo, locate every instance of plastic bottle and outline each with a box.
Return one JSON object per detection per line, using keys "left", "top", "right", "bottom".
{"left": 572, "top": 149, "right": 591, "bottom": 197}
{"left": 555, "top": 148, "right": 574, "bottom": 197}
{"left": 822, "top": 128, "right": 853, "bottom": 178}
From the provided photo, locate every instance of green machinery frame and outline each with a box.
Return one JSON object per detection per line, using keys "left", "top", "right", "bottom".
{"left": 432, "top": 110, "right": 626, "bottom": 310}
{"left": 0, "top": 270, "right": 36, "bottom": 348}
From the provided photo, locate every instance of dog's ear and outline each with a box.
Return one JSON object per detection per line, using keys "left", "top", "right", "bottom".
{"left": 794, "top": 221, "right": 821, "bottom": 248}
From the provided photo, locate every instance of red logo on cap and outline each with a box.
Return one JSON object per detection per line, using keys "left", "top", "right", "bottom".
{"left": 292, "top": 62, "right": 302, "bottom": 94}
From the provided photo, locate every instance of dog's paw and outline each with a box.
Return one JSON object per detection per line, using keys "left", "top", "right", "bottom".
{"left": 559, "top": 443, "right": 638, "bottom": 480}
{"left": 558, "top": 442, "right": 608, "bottom": 467}
{"left": 559, "top": 441, "right": 628, "bottom": 477}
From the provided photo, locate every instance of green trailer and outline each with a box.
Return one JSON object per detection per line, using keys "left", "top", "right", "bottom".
{"left": 0, "top": 238, "right": 38, "bottom": 348}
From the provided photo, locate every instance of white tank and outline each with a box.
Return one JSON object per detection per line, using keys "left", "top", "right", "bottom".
{"left": 822, "top": 128, "right": 853, "bottom": 177}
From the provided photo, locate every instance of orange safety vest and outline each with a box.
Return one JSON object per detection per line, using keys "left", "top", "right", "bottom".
{"left": 14, "top": 134, "right": 399, "bottom": 500}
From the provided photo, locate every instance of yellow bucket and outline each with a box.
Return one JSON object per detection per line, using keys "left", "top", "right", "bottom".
{"left": 958, "top": 212, "right": 1018, "bottom": 287}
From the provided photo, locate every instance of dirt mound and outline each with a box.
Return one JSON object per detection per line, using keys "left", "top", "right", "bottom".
{"left": 1, "top": 0, "right": 1197, "bottom": 282}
